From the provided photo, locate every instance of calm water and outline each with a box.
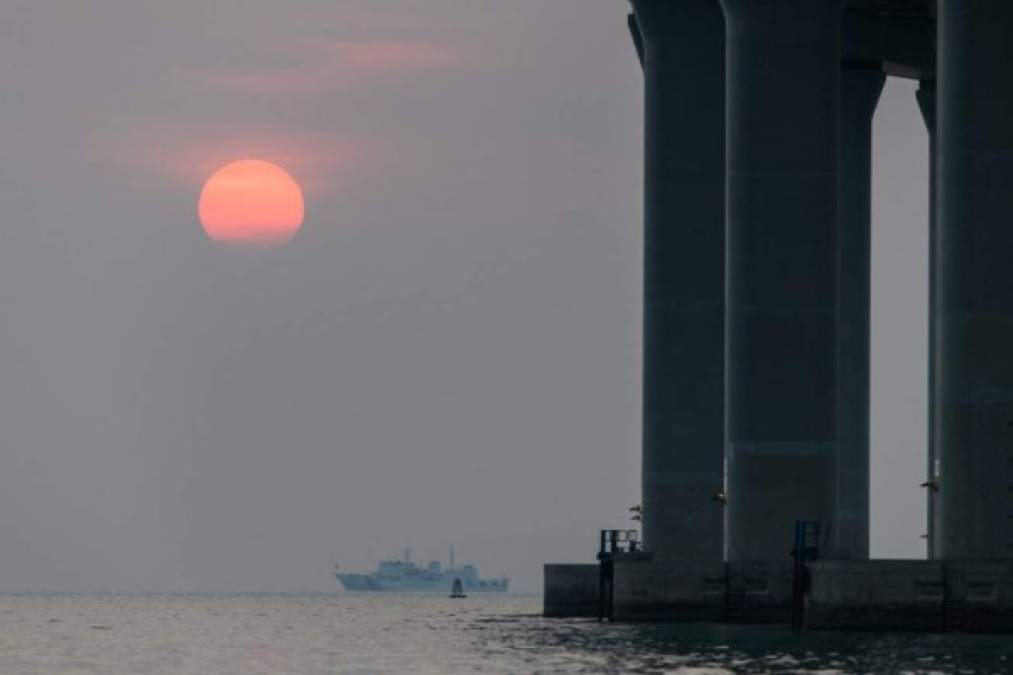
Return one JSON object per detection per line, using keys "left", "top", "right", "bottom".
{"left": 0, "top": 593, "right": 1010, "bottom": 674}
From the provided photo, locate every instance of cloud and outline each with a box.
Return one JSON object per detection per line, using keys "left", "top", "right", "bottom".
{"left": 99, "top": 126, "right": 378, "bottom": 197}
{"left": 186, "top": 39, "right": 459, "bottom": 96}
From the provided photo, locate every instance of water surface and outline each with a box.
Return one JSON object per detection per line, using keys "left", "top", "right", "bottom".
{"left": 0, "top": 593, "right": 1009, "bottom": 674}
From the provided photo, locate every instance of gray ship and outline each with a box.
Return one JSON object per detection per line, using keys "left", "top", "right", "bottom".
{"left": 336, "top": 547, "right": 509, "bottom": 593}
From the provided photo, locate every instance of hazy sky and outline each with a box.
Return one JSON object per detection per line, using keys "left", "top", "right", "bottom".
{"left": 0, "top": 1, "right": 929, "bottom": 593}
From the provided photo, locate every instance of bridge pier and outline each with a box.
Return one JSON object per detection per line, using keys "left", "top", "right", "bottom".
{"left": 721, "top": 0, "right": 845, "bottom": 563}
{"left": 544, "top": 0, "right": 1013, "bottom": 632}
{"left": 936, "top": 0, "right": 1013, "bottom": 560}
{"left": 836, "top": 63, "right": 885, "bottom": 560}
{"left": 631, "top": 0, "right": 726, "bottom": 563}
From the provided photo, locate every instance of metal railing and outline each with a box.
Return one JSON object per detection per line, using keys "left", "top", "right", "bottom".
{"left": 596, "top": 529, "right": 640, "bottom": 621}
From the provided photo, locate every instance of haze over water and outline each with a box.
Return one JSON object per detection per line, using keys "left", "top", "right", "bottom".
{"left": 0, "top": 1, "right": 959, "bottom": 672}
{"left": 0, "top": 593, "right": 1008, "bottom": 674}
{"left": 0, "top": 0, "right": 932, "bottom": 597}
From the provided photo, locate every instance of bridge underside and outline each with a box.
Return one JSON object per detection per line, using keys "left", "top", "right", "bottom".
{"left": 845, "top": 1, "right": 934, "bottom": 79}
{"left": 545, "top": 0, "right": 1013, "bottom": 632}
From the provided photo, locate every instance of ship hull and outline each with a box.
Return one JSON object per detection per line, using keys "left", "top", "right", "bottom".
{"left": 336, "top": 573, "right": 508, "bottom": 593}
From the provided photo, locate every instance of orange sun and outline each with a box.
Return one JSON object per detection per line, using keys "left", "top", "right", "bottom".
{"left": 198, "top": 159, "right": 305, "bottom": 244}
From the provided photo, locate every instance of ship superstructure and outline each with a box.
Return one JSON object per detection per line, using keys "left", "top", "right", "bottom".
{"left": 336, "top": 547, "right": 508, "bottom": 593}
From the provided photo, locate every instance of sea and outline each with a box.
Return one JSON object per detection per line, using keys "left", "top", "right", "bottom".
{"left": 0, "top": 593, "right": 1010, "bottom": 674}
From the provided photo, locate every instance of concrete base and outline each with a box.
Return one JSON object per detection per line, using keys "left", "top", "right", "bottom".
{"left": 807, "top": 559, "right": 945, "bottom": 631}
{"left": 807, "top": 559, "right": 1013, "bottom": 633}
{"left": 543, "top": 564, "right": 598, "bottom": 618}
{"left": 725, "top": 560, "right": 796, "bottom": 624}
{"left": 544, "top": 559, "right": 794, "bottom": 623}
{"left": 612, "top": 560, "right": 795, "bottom": 623}
{"left": 951, "top": 561, "right": 1013, "bottom": 633}
{"left": 612, "top": 560, "right": 727, "bottom": 622}
{"left": 544, "top": 559, "right": 1013, "bottom": 632}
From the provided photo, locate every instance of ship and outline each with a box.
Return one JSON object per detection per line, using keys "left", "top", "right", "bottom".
{"left": 336, "top": 547, "right": 509, "bottom": 593}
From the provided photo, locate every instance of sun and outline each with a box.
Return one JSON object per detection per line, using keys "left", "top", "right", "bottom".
{"left": 198, "top": 159, "right": 305, "bottom": 244}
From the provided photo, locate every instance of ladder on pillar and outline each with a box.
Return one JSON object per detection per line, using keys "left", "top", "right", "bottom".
{"left": 595, "top": 529, "right": 640, "bottom": 622}
{"left": 791, "top": 521, "right": 822, "bottom": 632}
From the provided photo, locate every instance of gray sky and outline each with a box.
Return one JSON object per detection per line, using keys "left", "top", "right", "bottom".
{"left": 0, "top": 1, "right": 928, "bottom": 593}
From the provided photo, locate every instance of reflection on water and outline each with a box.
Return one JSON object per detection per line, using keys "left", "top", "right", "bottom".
{"left": 480, "top": 613, "right": 1013, "bottom": 674}
{"left": 0, "top": 593, "right": 1009, "bottom": 674}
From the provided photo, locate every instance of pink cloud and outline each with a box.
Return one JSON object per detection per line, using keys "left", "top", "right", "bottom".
{"left": 186, "top": 39, "right": 459, "bottom": 96}
{"left": 100, "top": 126, "right": 378, "bottom": 197}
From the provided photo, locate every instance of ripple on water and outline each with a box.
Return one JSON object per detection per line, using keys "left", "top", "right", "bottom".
{"left": 0, "top": 594, "right": 1009, "bottom": 674}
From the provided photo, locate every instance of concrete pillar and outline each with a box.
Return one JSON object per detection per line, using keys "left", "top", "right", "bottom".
{"left": 630, "top": 0, "right": 725, "bottom": 561}
{"left": 720, "top": 0, "right": 845, "bottom": 562}
{"left": 937, "top": 1, "right": 1013, "bottom": 560}
{"left": 836, "top": 63, "right": 884, "bottom": 560}
{"left": 915, "top": 78, "right": 939, "bottom": 560}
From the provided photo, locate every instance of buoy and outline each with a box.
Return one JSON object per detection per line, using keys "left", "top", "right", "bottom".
{"left": 450, "top": 577, "right": 467, "bottom": 598}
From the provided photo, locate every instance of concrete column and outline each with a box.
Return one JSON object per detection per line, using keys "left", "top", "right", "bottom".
{"left": 720, "top": 0, "right": 845, "bottom": 562}
{"left": 630, "top": 0, "right": 725, "bottom": 562}
{"left": 836, "top": 64, "right": 884, "bottom": 560}
{"left": 915, "top": 78, "right": 939, "bottom": 560}
{"left": 937, "top": 1, "right": 1013, "bottom": 560}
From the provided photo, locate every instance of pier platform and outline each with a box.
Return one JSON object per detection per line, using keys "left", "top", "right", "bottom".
{"left": 544, "top": 558, "right": 1013, "bottom": 632}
